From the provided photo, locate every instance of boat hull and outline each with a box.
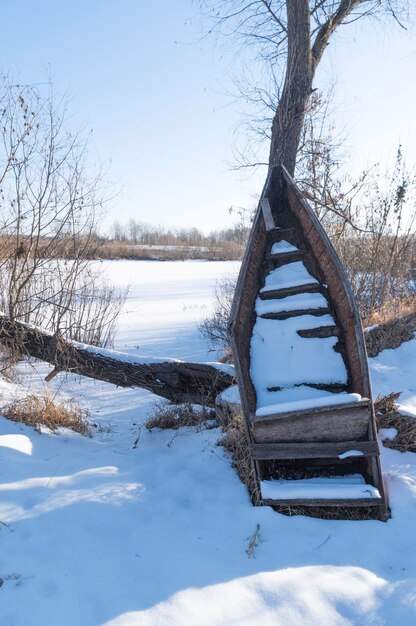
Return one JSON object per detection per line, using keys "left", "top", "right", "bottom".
{"left": 229, "top": 165, "right": 388, "bottom": 519}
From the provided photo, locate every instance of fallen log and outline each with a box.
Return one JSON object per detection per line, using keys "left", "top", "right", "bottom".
{"left": 0, "top": 315, "right": 234, "bottom": 406}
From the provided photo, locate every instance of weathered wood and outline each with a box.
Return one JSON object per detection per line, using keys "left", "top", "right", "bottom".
{"left": 0, "top": 315, "right": 234, "bottom": 406}
{"left": 229, "top": 184, "right": 272, "bottom": 503}
{"left": 260, "top": 307, "right": 329, "bottom": 321}
{"left": 251, "top": 440, "right": 379, "bottom": 460}
{"left": 299, "top": 382, "right": 349, "bottom": 393}
{"left": 262, "top": 497, "right": 381, "bottom": 507}
{"left": 230, "top": 172, "right": 272, "bottom": 419}
{"left": 44, "top": 366, "right": 60, "bottom": 382}
{"left": 269, "top": 227, "right": 297, "bottom": 243}
{"left": 252, "top": 404, "right": 371, "bottom": 444}
{"left": 252, "top": 399, "right": 370, "bottom": 423}
{"left": 261, "top": 197, "right": 275, "bottom": 231}
{"left": 266, "top": 250, "right": 306, "bottom": 265}
{"left": 259, "top": 282, "right": 322, "bottom": 300}
{"left": 264, "top": 382, "right": 349, "bottom": 394}
{"left": 365, "top": 401, "right": 390, "bottom": 521}
{"left": 229, "top": 164, "right": 388, "bottom": 518}
{"left": 297, "top": 325, "right": 340, "bottom": 338}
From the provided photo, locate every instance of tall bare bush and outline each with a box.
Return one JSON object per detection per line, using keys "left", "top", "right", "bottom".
{"left": 0, "top": 77, "right": 125, "bottom": 346}
{"left": 336, "top": 148, "right": 416, "bottom": 319}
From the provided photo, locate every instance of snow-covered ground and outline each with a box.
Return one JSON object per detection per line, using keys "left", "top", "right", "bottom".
{"left": 1, "top": 259, "right": 416, "bottom": 626}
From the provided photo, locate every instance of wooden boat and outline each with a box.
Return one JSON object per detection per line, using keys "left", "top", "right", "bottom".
{"left": 229, "top": 165, "right": 389, "bottom": 520}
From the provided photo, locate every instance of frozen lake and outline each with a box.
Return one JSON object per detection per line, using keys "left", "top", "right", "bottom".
{"left": 102, "top": 259, "right": 239, "bottom": 361}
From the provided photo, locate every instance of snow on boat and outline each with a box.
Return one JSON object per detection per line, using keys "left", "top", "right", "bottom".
{"left": 230, "top": 165, "right": 388, "bottom": 520}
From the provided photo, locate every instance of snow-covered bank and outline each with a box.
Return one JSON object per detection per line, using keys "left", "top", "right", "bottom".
{"left": 370, "top": 338, "right": 416, "bottom": 418}
{"left": 1, "top": 260, "right": 416, "bottom": 626}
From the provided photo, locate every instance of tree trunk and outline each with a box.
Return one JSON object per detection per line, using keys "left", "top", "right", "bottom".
{"left": 0, "top": 315, "right": 234, "bottom": 406}
{"left": 269, "top": 0, "right": 313, "bottom": 175}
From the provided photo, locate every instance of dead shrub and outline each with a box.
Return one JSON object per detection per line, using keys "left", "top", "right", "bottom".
{"left": 375, "top": 392, "right": 416, "bottom": 453}
{"left": 3, "top": 393, "right": 90, "bottom": 436}
{"left": 270, "top": 503, "right": 380, "bottom": 521}
{"left": 199, "top": 276, "right": 236, "bottom": 356}
{"left": 217, "top": 410, "right": 259, "bottom": 504}
{"left": 145, "top": 400, "right": 217, "bottom": 431}
{"left": 0, "top": 78, "right": 126, "bottom": 350}
{"left": 0, "top": 345, "right": 22, "bottom": 383}
{"left": 365, "top": 311, "right": 416, "bottom": 357}
{"left": 364, "top": 295, "right": 416, "bottom": 328}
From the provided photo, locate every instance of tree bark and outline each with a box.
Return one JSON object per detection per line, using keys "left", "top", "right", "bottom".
{"left": 0, "top": 315, "right": 234, "bottom": 406}
{"left": 269, "top": 0, "right": 313, "bottom": 174}
{"left": 268, "top": 0, "right": 368, "bottom": 176}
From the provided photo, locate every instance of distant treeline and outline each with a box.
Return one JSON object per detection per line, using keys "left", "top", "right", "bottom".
{"left": 0, "top": 219, "right": 252, "bottom": 262}
{"left": 110, "top": 219, "right": 250, "bottom": 246}
{"left": 96, "top": 218, "right": 252, "bottom": 260}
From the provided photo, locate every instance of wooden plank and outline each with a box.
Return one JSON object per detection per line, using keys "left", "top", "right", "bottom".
{"left": 365, "top": 401, "right": 389, "bottom": 520}
{"left": 295, "top": 383, "right": 350, "bottom": 393}
{"left": 297, "top": 325, "right": 339, "bottom": 338}
{"left": 229, "top": 200, "right": 268, "bottom": 418}
{"left": 261, "top": 197, "right": 275, "bottom": 231}
{"left": 268, "top": 227, "right": 297, "bottom": 243}
{"left": 252, "top": 399, "right": 370, "bottom": 424}
{"left": 259, "top": 282, "right": 322, "bottom": 300}
{"left": 259, "top": 307, "right": 329, "bottom": 321}
{"left": 252, "top": 405, "right": 371, "bottom": 444}
{"left": 251, "top": 440, "right": 379, "bottom": 460}
{"left": 229, "top": 171, "right": 276, "bottom": 503}
{"left": 262, "top": 497, "right": 381, "bottom": 507}
{"left": 266, "top": 249, "right": 306, "bottom": 262}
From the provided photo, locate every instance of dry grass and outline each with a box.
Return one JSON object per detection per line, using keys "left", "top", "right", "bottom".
{"left": 375, "top": 392, "right": 416, "bottom": 453}
{"left": 217, "top": 410, "right": 259, "bottom": 504}
{"left": 0, "top": 345, "right": 22, "bottom": 384}
{"left": 363, "top": 297, "right": 416, "bottom": 358}
{"left": 219, "top": 347, "right": 233, "bottom": 364}
{"left": 364, "top": 295, "right": 416, "bottom": 327}
{"left": 96, "top": 240, "right": 245, "bottom": 262}
{"left": 3, "top": 393, "right": 90, "bottom": 436}
{"left": 145, "top": 400, "right": 217, "bottom": 431}
{"left": 270, "top": 503, "right": 380, "bottom": 520}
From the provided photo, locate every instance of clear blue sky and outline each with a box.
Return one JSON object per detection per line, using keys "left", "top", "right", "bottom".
{"left": 1, "top": 1, "right": 415, "bottom": 232}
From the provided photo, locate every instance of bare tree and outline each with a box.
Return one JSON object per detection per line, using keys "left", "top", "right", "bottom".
{"left": 295, "top": 90, "right": 372, "bottom": 236}
{"left": 0, "top": 4, "right": 410, "bottom": 403}
{"left": 201, "top": 0, "right": 408, "bottom": 175}
{"left": 0, "top": 77, "right": 125, "bottom": 347}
